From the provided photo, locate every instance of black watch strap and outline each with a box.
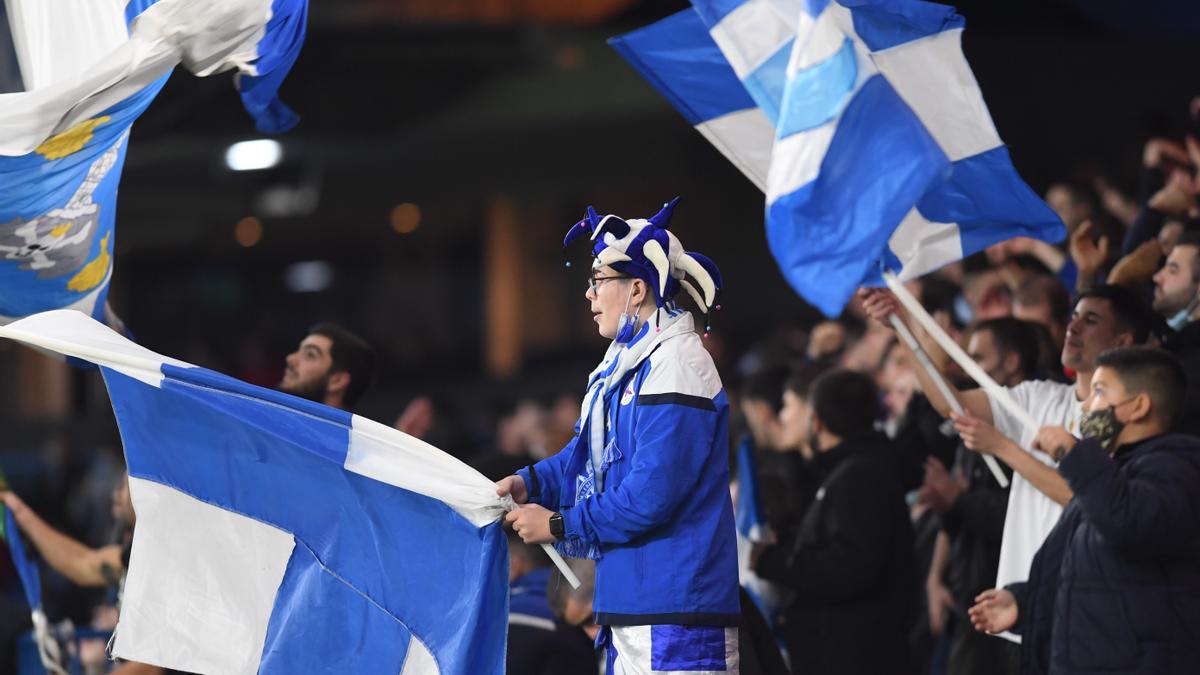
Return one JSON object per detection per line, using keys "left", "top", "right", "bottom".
{"left": 549, "top": 512, "right": 564, "bottom": 540}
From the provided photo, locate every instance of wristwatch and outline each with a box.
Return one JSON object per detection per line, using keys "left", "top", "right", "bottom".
{"left": 548, "top": 512, "right": 564, "bottom": 540}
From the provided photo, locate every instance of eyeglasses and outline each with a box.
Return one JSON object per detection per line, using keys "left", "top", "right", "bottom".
{"left": 587, "top": 274, "right": 630, "bottom": 292}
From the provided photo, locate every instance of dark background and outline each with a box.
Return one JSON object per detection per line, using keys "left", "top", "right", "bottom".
{"left": 2, "top": 0, "right": 1199, "bottom": 447}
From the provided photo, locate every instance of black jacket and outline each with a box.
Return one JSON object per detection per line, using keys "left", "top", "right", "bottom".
{"left": 1010, "top": 434, "right": 1200, "bottom": 675}
{"left": 1164, "top": 321, "right": 1200, "bottom": 437}
{"left": 943, "top": 448, "right": 1012, "bottom": 613}
{"left": 755, "top": 434, "right": 916, "bottom": 675}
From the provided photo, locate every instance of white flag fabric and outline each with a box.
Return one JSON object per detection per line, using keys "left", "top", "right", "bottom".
{"left": 0, "top": 311, "right": 510, "bottom": 674}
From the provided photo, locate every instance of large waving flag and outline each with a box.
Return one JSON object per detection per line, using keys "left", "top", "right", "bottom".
{"left": 612, "top": 0, "right": 1064, "bottom": 316}
{"left": 0, "top": 311, "right": 509, "bottom": 675}
{"left": 610, "top": 8, "right": 774, "bottom": 191}
{"left": 0, "top": 0, "right": 306, "bottom": 326}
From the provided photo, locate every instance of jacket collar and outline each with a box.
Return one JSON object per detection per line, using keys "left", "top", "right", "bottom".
{"left": 812, "top": 432, "right": 885, "bottom": 476}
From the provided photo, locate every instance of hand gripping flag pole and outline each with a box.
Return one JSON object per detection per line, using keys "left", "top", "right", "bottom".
{"left": 887, "top": 313, "right": 1008, "bottom": 488}
{"left": 499, "top": 495, "right": 581, "bottom": 589}
{"left": 884, "top": 271, "right": 1044, "bottom": 486}
{"left": 3, "top": 508, "right": 67, "bottom": 675}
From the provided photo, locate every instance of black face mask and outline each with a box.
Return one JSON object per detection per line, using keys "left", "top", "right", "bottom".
{"left": 1079, "top": 398, "right": 1135, "bottom": 451}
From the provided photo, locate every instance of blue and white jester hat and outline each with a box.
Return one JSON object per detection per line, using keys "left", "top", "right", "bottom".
{"left": 563, "top": 198, "right": 723, "bottom": 314}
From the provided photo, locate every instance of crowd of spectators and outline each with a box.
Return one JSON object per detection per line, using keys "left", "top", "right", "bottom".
{"left": 4, "top": 99, "right": 1200, "bottom": 674}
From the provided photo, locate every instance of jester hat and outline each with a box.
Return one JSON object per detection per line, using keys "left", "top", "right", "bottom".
{"left": 564, "top": 197, "right": 723, "bottom": 313}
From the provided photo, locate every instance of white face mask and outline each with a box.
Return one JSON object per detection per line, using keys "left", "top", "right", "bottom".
{"left": 1168, "top": 292, "right": 1200, "bottom": 331}
{"left": 1168, "top": 308, "right": 1192, "bottom": 331}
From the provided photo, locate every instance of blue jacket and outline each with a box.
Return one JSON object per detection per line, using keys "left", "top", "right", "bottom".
{"left": 1010, "top": 433, "right": 1200, "bottom": 675}
{"left": 517, "top": 315, "right": 740, "bottom": 626}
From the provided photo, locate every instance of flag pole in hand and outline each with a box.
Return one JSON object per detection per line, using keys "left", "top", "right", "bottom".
{"left": 887, "top": 313, "right": 1009, "bottom": 488}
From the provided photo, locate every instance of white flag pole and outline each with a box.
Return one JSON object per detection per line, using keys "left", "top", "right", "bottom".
{"left": 542, "top": 544, "right": 581, "bottom": 589}
{"left": 499, "top": 495, "right": 581, "bottom": 589}
{"left": 888, "top": 314, "right": 1008, "bottom": 488}
{"left": 882, "top": 272, "right": 1044, "bottom": 486}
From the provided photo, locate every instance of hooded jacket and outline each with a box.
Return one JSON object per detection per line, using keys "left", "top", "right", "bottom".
{"left": 517, "top": 313, "right": 740, "bottom": 626}
{"left": 1009, "top": 433, "right": 1200, "bottom": 675}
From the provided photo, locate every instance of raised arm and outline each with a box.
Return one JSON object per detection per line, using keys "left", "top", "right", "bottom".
{"left": 955, "top": 416, "right": 1073, "bottom": 506}
{"left": 859, "top": 289, "right": 992, "bottom": 423}
{"left": 1, "top": 492, "right": 124, "bottom": 587}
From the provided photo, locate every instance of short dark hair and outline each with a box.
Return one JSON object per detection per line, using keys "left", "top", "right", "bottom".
{"left": 809, "top": 369, "right": 880, "bottom": 439}
{"left": 1075, "top": 284, "right": 1155, "bottom": 345}
{"left": 1015, "top": 274, "right": 1072, "bottom": 324}
{"left": 784, "top": 362, "right": 829, "bottom": 400}
{"left": 921, "top": 277, "right": 965, "bottom": 329}
{"left": 307, "top": 322, "right": 376, "bottom": 409}
{"left": 1095, "top": 347, "right": 1187, "bottom": 427}
{"left": 741, "top": 367, "right": 788, "bottom": 412}
{"left": 970, "top": 317, "right": 1041, "bottom": 380}
{"left": 1172, "top": 232, "right": 1200, "bottom": 283}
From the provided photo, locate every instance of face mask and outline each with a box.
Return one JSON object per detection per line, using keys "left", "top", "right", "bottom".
{"left": 1166, "top": 292, "right": 1199, "bottom": 331}
{"left": 614, "top": 282, "right": 640, "bottom": 344}
{"left": 953, "top": 295, "right": 974, "bottom": 326}
{"left": 1168, "top": 307, "right": 1194, "bottom": 331}
{"left": 1079, "top": 398, "right": 1135, "bottom": 451}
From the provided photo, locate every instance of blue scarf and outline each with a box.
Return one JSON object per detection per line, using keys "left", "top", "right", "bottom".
{"left": 556, "top": 309, "right": 690, "bottom": 559}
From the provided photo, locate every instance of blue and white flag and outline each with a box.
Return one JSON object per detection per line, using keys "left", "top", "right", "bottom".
{"left": 733, "top": 435, "right": 768, "bottom": 543}
{"left": 0, "top": 311, "right": 509, "bottom": 675}
{"left": 614, "top": 0, "right": 1065, "bottom": 316}
{"left": 732, "top": 436, "right": 790, "bottom": 628}
{"left": 0, "top": 0, "right": 306, "bottom": 325}
{"left": 4, "top": 506, "right": 65, "bottom": 674}
{"left": 609, "top": 8, "right": 774, "bottom": 191}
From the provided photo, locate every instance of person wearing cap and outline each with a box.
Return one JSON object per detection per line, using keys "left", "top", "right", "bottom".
{"left": 499, "top": 199, "right": 741, "bottom": 673}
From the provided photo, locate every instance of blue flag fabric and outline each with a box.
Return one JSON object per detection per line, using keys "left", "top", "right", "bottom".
{"left": 3, "top": 508, "right": 42, "bottom": 614}
{"left": 609, "top": 8, "right": 774, "bottom": 190}
{"left": 731, "top": 435, "right": 791, "bottom": 629}
{"left": 0, "top": 311, "right": 509, "bottom": 675}
{"left": 0, "top": 0, "right": 308, "bottom": 325}
{"left": 613, "top": 0, "right": 1065, "bottom": 316}
{"left": 0, "top": 77, "right": 166, "bottom": 323}
{"left": 733, "top": 435, "right": 767, "bottom": 542}
{"left": 237, "top": 0, "right": 308, "bottom": 134}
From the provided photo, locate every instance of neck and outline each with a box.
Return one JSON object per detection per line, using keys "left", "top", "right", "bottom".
{"left": 638, "top": 303, "right": 661, "bottom": 327}
{"left": 1073, "top": 369, "right": 1092, "bottom": 402}
{"left": 1115, "top": 424, "right": 1165, "bottom": 450}
{"left": 816, "top": 430, "right": 842, "bottom": 453}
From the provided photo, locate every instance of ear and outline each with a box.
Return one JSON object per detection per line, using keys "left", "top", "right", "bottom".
{"left": 631, "top": 277, "right": 651, "bottom": 307}
{"left": 1116, "top": 331, "right": 1136, "bottom": 348}
{"left": 1129, "top": 392, "right": 1154, "bottom": 425}
{"left": 327, "top": 370, "right": 350, "bottom": 395}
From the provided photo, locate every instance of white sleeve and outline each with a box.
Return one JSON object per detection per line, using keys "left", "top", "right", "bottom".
{"left": 988, "top": 380, "right": 1033, "bottom": 443}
